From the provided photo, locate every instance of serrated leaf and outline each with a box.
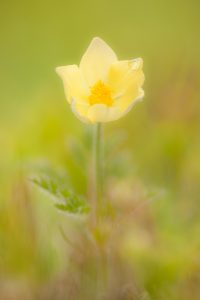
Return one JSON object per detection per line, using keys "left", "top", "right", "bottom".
{"left": 30, "top": 171, "right": 90, "bottom": 215}
{"left": 55, "top": 198, "right": 90, "bottom": 214}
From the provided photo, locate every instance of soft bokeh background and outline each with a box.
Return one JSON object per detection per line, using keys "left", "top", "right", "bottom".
{"left": 0, "top": 0, "right": 200, "bottom": 299}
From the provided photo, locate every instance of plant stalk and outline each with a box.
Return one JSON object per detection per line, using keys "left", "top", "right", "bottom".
{"left": 93, "top": 123, "right": 104, "bottom": 225}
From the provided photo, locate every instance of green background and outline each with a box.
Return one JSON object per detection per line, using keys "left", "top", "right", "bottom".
{"left": 0, "top": 0, "right": 200, "bottom": 299}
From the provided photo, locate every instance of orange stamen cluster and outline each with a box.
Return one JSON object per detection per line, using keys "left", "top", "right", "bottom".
{"left": 89, "top": 81, "right": 113, "bottom": 106}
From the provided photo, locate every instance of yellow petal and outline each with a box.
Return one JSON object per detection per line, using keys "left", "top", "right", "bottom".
{"left": 56, "top": 65, "right": 89, "bottom": 103}
{"left": 108, "top": 58, "right": 144, "bottom": 112}
{"left": 116, "top": 78, "right": 144, "bottom": 112}
{"left": 80, "top": 37, "right": 117, "bottom": 86}
{"left": 106, "top": 106, "right": 124, "bottom": 122}
{"left": 108, "top": 58, "right": 144, "bottom": 95}
{"left": 87, "top": 104, "right": 122, "bottom": 123}
{"left": 71, "top": 100, "right": 90, "bottom": 123}
{"left": 117, "top": 88, "right": 144, "bottom": 118}
{"left": 87, "top": 104, "right": 108, "bottom": 123}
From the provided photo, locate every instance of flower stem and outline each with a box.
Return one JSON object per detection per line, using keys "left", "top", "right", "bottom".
{"left": 93, "top": 123, "right": 103, "bottom": 225}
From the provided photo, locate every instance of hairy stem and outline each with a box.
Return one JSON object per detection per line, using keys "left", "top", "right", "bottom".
{"left": 93, "top": 123, "right": 104, "bottom": 225}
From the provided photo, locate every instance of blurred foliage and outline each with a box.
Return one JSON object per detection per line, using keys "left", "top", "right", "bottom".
{"left": 0, "top": 0, "right": 200, "bottom": 299}
{"left": 31, "top": 165, "right": 90, "bottom": 215}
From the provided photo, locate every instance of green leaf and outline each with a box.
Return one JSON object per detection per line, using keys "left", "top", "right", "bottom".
{"left": 30, "top": 170, "right": 90, "bottom": 215}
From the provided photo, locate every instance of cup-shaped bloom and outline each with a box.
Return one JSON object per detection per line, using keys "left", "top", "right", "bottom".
{"left": 56, "top": 37, "right": 144, "bottom": 123}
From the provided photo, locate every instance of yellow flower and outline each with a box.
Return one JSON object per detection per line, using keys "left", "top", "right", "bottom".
{"left": 56, "top": 37, "right": 144, "bottom": 123}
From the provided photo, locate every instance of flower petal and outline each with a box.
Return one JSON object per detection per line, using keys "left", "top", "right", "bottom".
{"left": 56, "top": 65, "right": 89, "bottom": 103}
{"left": 108, "top": 58, "right": 144, "bottom": 95}
{"left": 87, "top": 104, "right": 108, "bottom": 123}
{"left": 80, "top": 37, "right": 117, "bottom": 86}
{"left": 108, "top": 58, "right": 144, "bottom": 112}
{"left": 71, "top": 100, "right": 90, "bottom": 123}
{"left": 87, "top": 104, "right": 123, "bottom": 123}
{"left": 116, "top": 88, "right": 145, "bottom": 118}
{"left": 88, "top": 104, "right": 111, "bottom": 123}
{"left": 106, "top": 106, "right": 124, "bottom": 122}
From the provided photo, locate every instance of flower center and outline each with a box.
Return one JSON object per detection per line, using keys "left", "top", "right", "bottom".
{"left": 88, "top": 81, "right": 113, "bottom": 106}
